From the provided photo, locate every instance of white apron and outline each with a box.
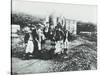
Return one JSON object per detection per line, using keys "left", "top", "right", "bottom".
{"left": 55, "top": 40, "right": 64, "bottom": 54}
{"left": 25, "top": 34, "right": 34, "bottom": 53}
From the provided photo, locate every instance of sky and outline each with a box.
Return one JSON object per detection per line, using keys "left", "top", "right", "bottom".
{"left": 12, "top": 0, "right": 97, "bottom": 24}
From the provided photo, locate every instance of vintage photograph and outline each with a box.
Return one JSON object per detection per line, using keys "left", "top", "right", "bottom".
{"left": 11, "top": 0, "right": 97, "bottom": 74}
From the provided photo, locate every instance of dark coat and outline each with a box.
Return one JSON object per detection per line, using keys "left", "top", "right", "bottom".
{"left": 54, "top": 29, "right": 65, "bottom": 41}
{"left": 24, "top": 29, "right": 39, "bottom": 54}
{"left": 24, "top": 29, "right": 39, "bottom": 44}
{"left": 31, "top": 29, "right": 39, "bottom": 40}
{"left": 24, "top": 33, "right": 30, "bottom": 43}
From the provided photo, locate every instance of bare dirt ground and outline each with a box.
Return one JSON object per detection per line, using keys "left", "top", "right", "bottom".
{"left": 12, "top": 36, "right": 97, "bottom": 74}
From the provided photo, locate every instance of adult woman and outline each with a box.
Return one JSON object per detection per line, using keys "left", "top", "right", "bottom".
{"left": 23, "top": 26, "right": 34, "bottom": 59}
{"left": 54, "top": 26, "right": 65, "bottom": 54}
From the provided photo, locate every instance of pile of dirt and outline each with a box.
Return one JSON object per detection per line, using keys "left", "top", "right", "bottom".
{"left": 50, "top": 39, "right": 97, "bottom": 72}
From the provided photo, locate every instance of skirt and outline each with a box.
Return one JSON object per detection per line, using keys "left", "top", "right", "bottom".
{"left": 25, "top": 40, "right": 34, "bottom": 53}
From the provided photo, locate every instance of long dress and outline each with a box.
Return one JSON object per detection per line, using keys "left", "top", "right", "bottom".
{"left": 25, "top": 34, "right": 34, "bottom": 53}
{"left": 54, "top": 29, "right": 65, "bottom": 54}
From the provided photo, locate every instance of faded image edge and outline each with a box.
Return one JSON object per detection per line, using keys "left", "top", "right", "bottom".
{"left": 11, "top": 0, "right": 97, "bottom": 74}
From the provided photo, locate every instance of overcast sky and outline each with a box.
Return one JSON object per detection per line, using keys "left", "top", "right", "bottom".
{"left": 12, "top": 0, "right": 97, "bottom": 24}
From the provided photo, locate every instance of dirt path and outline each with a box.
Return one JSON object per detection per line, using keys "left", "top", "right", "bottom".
{"left": 12, "top": 58, "right": 55, "bottom": 74}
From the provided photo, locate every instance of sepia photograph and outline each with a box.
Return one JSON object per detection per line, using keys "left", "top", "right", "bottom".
{"left": 11, "top": 0, "right": 97, "bottom": 74}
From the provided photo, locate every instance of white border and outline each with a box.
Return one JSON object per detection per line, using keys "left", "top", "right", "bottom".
{"left": 0, "top": 0, "right": 99, "bottom": 75}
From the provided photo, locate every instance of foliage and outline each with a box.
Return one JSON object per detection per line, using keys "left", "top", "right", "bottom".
{"left": 11, "top": 13, "right": 44, "bottom": 28}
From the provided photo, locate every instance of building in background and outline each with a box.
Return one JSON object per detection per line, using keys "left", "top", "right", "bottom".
{"left": 44, "top": 15, "right": 77, "bottom": 35}
{"left": 12, "top": 24, "right": 20, "bottom": 38}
